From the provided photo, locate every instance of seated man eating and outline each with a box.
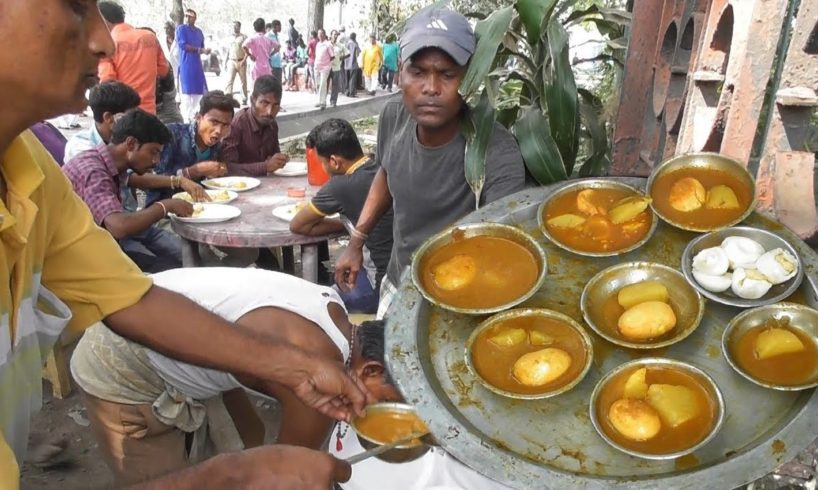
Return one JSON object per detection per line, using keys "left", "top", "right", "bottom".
{"left": 291, "top": 118, "right": 393, "bottom": 313}
{"left": 62, "top": 109, "right": 193, "bottom": 272}
{"left": 222, "top": 74, "right": 290, "bottom": 177}
{"left": 70, "top": 267, "right": 365, "bottom": 485}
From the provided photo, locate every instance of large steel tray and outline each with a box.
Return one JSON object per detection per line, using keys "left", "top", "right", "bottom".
{"left": 385, "top": 178, "right": 818, "bottom": 489}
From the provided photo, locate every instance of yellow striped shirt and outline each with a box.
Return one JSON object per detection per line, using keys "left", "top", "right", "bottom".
{"left": 0, "top": 131, "right": 152, "bottom": 489}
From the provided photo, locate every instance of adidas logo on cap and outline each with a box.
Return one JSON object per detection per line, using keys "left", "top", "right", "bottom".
{"left": 426, "top": 19, "right": 449, "bottom": 31}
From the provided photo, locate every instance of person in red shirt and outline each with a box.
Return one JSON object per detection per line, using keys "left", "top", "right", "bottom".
{"left": 97, "top": 1, "right": 169, "bottom": 114}
{"left": 306, "top": 30, "right": 319, "bottom": 92}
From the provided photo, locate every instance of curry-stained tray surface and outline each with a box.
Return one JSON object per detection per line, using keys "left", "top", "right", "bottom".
{"left": 385, "top": 177, "right": 818, "bottom": 489}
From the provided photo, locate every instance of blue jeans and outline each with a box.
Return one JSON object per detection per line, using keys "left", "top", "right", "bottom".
{"left": 119, "top": 226, "right": 182, "bottom": 273}
{"left": 334, "top": 272, "right": 379, "bottom": 314}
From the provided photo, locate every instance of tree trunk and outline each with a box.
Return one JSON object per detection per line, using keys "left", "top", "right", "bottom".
{"left": 308, "top": 0, "right": 325, "bottom": 33}
{"left": 170, "top": 0, "right": 184, "bottom": 25}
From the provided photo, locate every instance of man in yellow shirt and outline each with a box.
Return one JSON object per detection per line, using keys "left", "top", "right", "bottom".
{"left": 361, "top": 34, "right": 383, "bottom": 96}
{"left": 0, "top": 1, "right": 371, "bottom": 488}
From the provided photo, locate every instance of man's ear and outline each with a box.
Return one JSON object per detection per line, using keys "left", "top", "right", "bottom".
{"left": 360, "top": 360, "right": 384, "bottom": 380}
{"left": 101, "top": 111, "right": 115, "bottom": 124}
{"left": 330, "top": 155, "right": 344, "bottom": 172}
{"left": 124, "top": 136, "right": 140, "bottom": 152}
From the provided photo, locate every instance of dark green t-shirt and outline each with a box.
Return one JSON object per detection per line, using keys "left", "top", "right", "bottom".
{"left": 311, "top": 158, "right": 394, "bottom": 287}
{"left": 377, "top": 100, "right": 526, "bottom": 284}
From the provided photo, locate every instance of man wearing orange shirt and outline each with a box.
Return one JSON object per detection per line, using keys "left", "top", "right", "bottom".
{"left": 97, "top": 1, "right": 168, "bottom": 114}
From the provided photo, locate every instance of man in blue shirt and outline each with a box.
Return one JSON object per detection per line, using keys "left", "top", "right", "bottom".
{"left": 266, "top": 20, "right": 284, "bottom": 84}
{"left": 146, "top": 91, "right": 236, "bottom": 207}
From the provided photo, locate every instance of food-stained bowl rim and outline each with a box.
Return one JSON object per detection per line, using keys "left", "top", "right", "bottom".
{"left": 681, "top": 226, "right": 805, "bottom": 308}
{"left": 645, "top": 152, "right": 758, "bottom": 233}
{"left": 350, "top": 402, "right": 434, "bottom": 454}
{"left": 536, "top": 179, "right": 658, "bottom": 258}
{"left": 410, "top": 222, "right": 548, "bottom": 315}
{"left": 580, "top": 262, "right": 706, "bottom": 349}
{"left": 721, "top": 302, "right": 818, "bottom": 391}
{"left": 588, "top": 357, "right": 726, "bottom": 460}
{"left": 464, "top": 308, "right": 594, "bottom": 400}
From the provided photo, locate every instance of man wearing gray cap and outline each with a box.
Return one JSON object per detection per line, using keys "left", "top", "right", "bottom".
{"left": 334, "top": 6, "right": 525, "bottom": 317}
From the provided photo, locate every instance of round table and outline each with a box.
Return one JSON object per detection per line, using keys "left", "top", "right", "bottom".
{"left": 170, "top": 176, "right": 345, "bottom": 282}
{"left": 386, "top": 177, "right": 818, "bottom": 489}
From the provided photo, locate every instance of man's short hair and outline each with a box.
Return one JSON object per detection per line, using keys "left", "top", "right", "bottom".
{"left": 358, "top": 321, "right": 385, "bottom": 364}
{"left": 253, "top": 18, "right": 266, "bottom": 33}
{"left": 233, "top": 21, "right": 241, "bottom": 27}
{"left": 350, "top": 32, "right": 357, "bottom": 41}
{"left": 89, "top": 81, "right": 141, "bottom": 123}
{"left": 311, "top": 30, "right": 318, "bottom": 37}
{"left": 252, "top": 75, "right": 282, "bottom": 101}
{"left": 110, "top": 109, "right": 172, "bottom": 145}
{"left": 185, "top": 8, "right": 197, "bottom": 16}
{"left": 98, "top": 1, "right": 125, "bottom": 24}
{"left": 199, "top": 91, "right": 239, "bottom": 116}
{"left": 272, "top": 20, "right": 281, "bottom": 29}
{"left": 266, "top": 22, "right": 273, "bottom": 31}
{"left": 289, "top": 18, "right": 295, "bottom": 25}
{"left": 311, "top": 119, "right": 364, "bottom": 161}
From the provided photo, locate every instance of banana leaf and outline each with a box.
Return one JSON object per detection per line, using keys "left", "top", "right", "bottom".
{"left": 544, "top": 20, "right": 579, "bottom": 175}
{"left": 459, "top": 6, "right": 514, "bottom": 99}
{"left": 515, "top": 0, "right": 558, "bottom": 44}
{"left": 513, "top": 106, "right": 567, "bottom": 185}
{"left": 577, "top": 89, "right": 610, "bottom": 177}
{"left": 463, "top": 91, "right": 497, "bottom": 208}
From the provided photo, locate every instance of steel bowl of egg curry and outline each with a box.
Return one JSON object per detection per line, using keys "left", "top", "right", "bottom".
{"left": 538, "top": 179, "right": 658, "bottom": 257}
{"left": 412, "top": 223, "right": 547, "bottom": 315}
{"left": 647, "top": 152, "right": 756, "bottom": 233}
{"left": 465, "top": 308, "right": 593, "bottom": 400}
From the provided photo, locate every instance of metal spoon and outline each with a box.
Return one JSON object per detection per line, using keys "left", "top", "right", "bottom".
{"left": 344, "top": 432, "right": 427, "bottom": 465}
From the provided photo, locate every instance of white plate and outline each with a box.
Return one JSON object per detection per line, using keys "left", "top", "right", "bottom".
{"left": 272, "top": 203, "right": 305, "bottom": 222}
{"left": 274, "top": 160, "right": 308, "bottom": 177}
{"left": 202, "top": 177, "right": 261, "bottom": 192}
{"left": 172, "top": 189, "right": 238, "bottom": 204}
{"left": 271, "top": 203, "right": 340, "bottom": 222}
{"left": 172, "top": 203, "right": 241, "bottom": 223}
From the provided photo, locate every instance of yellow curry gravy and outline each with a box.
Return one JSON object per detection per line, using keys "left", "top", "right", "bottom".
{"left": 597, "top": 366, "right": 717, "bottom": 455}
{"left": 471, "top": 316, "right": 588, "bottom": 395}
{"left": 733, "top": 323, "right": 818, "bottom": 386}
{"left": 420, "top": 235, "right": 539, "bottom": 310}
{"left": 355, "top": 410, "right": 430, "bottom": 447}
{"left": 651, "top": 167, "right": 752, "bottom": 229}
{"left": 543, "top": 188, "right": 652, "bottom": 254}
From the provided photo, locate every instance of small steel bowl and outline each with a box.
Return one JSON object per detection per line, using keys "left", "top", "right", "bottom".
{"left": 581, "top": 262, "right": 705, "bottom": 349}
{"left": 350, "top": 402, "right": 435, "bottom": 463}
{"left": 410, "top": 222, "right": 547, "bottom": 315}
{"left": 681, "top": 226, "right": 804, "bottom": 308}
{"left": 589, "top": 358, "right": 726, "bottom": 460}
{"left": 465, "top": 308, "right": 594, "bottom": 400}
{"left": 537, "top": 179, "right": 658, "bottom": 257}
{"left": 722, "top": 303, "right": 818, "bottom": 390}
{"left": 646, "top": 152, "right": 757, "bottom": 232}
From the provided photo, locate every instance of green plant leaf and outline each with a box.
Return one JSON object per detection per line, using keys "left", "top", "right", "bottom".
{"left": 545, "top": 20, "right": 580, "bottom": 175}
{"left": 463, "top": 91, "right": 497, "bottom": 208}
{"left": 513, "top": 106, "right": 567, "bottom": 185}
{"left": 459, "top": 5, "right": 514, "bottom": 99}
{"left": 515, "top": 0, "right": 558, "bottom": 44}
{"left": 577, "top": 89, "right": 610, "bottom": 177}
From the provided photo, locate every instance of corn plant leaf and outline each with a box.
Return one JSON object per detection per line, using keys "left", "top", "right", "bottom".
{"left": 545, "top": 20, "right": 580, "bottom": 176}
{"left": 577, "top": 89, "right": 610, "bottom": 177}
{"left": 463, "top": 91, "right": 496, "bottom": 208}
{"left": 515, "top": 0, "right": 558, "bottom": 44}
{"left": 513, "top": 106, "right": 567, "bottom": 185}
{"left": 459, "top": 5, "right": 514, "bottom": 99}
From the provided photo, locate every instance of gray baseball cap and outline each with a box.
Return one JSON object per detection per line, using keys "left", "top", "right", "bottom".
{"left": 400, "top": 7, "right": 475, "bottom": 66}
